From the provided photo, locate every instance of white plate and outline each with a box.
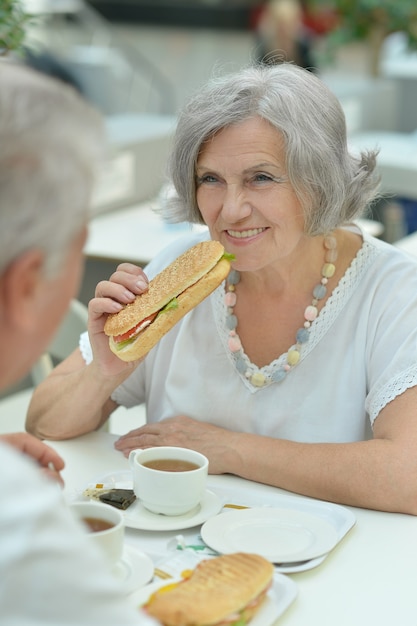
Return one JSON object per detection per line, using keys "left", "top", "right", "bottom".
{"left": 212, "top": 485, "right": 356, "bottom": 573}
{"left": 201, "top": 507, "right": 339, "bottom": 563}
{"left": 85, "top": 471, "right": 223, "bottom": 531}
{"left": 112, "top": 545, "right": 154, "bottom": 595}
{"left": 129, "top": 573, "right": 297, "bottom": 625}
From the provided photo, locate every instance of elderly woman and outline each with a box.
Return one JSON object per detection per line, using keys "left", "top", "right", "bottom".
{"left": 27, "top": 63, "right": 417, "bottom": 515}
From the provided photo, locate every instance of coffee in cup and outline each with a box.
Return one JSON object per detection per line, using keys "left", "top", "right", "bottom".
{"left": 70, "top": 500, "right": 124, "bottom": 566}
{"left": 129, "top": 446, "right": 209, "bottom": 516}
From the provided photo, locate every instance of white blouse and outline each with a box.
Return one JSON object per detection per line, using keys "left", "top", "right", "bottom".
{"left": 81, "top": 226, "right": 417, "bottom": 443}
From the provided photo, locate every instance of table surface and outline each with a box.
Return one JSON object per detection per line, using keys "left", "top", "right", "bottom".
{"left": 395, "top": 230, "right": 417, "bottom": 258}
{"left": 84, "top": 201, "right": 207, "bottom": 266}
{"left": 348, "top": 132, "right": 417, "bottom": 200}
{"left": 50, "top": 431, "right": 417, "bottom": 626}
{"left": 85, "top": 201, "right": 384, "bottom": 266}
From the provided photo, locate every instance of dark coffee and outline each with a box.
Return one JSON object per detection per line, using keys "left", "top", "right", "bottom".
{"left": 82, "top": 517, "right": 114, "bottom": 533}
{"left": 142, "top": 459, "right": 200, "bottom": 472}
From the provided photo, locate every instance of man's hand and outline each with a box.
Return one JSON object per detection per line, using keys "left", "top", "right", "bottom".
{"left": 1, "top": 432, "right": 65, "bottom": 486}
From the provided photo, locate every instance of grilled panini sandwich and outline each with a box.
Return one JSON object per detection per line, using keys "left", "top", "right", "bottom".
{"left": 144, "top": 552, "right": 274, "bottom": 626}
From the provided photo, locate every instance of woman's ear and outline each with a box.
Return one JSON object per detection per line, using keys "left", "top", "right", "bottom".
{"left": 0, "top": 249, "right": 46, "bottom": 332}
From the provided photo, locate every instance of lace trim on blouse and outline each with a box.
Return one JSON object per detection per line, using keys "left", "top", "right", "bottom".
{"left": 213, "top": 239, "right": 377, "bottom": 394}
{"left": 367, "top": 363, "right": 417, "bottom": 425}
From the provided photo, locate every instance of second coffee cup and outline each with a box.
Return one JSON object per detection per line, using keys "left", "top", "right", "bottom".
{"left": 129, "top": 446, "right": 209, "bottom": 516}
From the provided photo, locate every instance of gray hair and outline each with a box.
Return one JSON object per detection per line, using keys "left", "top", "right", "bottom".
{"left": 0, "top": 61, "right": 104, "bottom": 276}
{"left": 165, "top": 63, "right": 380, "bottom": 235}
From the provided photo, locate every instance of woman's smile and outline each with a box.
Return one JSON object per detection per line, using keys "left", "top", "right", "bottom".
{"left": 226, "top": 227, "right": 268, "bottom": 240}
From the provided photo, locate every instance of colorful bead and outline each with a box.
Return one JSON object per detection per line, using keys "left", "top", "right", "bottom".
{"left": 228, "top": 270, "right": 240, "bottom": 285}
{"left": 325, "top": 248, "right": 338, "bottom": 263}
{"left": 224, "top": 291, "right": 237, "bottom": 307}
{"left": 296, "top": 327, "right": 310, "bottom": 343}
{"left": 313, "top": 284, "right": 327, "bottom": 299}
{"left": 324, "top": 235, "right": 337, "bottom": 249}
{"left": 304, "top": 305, "right": 318, "bottom": 321}
{"left": 287, "top": 349, "right": 300, "bottom": 366}
{"left": 228, "top": 335, "right": 242, "bottom": 352}
{"left": 225, "top": 232, "right": 337, "bottom": 387}
{"left": 250, "top": 372, "right": 267, "bottom": 387}
{"left": 322, "top": 263, "right": 335, "bottom": 278}
{"left": 226, "top": 314, "right": 237, "bottom": 330}
{"left": 272, "top": 368, "right": 287, "bottom": 382}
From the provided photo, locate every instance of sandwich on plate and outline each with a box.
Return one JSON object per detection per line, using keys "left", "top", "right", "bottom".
{"left": 104, "top": 240, "right": 232, "bottom": 362}
{"left": 143, "top": 552, "right": 274, "bottom": 626}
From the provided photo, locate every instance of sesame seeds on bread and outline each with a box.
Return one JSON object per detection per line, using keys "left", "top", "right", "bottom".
{"left": 104, "top": 240, "right": 225, "bottom": 337}
{"left": 104, "top": 240, "right": 231, "bottom": 362}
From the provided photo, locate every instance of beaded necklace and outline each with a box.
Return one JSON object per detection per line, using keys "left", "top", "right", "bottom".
{"left": 225, "top": 233, "right": 338, "bottom": 388}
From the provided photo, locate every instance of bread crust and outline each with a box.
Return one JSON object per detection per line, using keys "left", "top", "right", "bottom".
{"left": 108, "top": 257, "right": 231, "bottom": 362}
{"left": 145, "top": 553, "right": 274, "bottom": 626}
{"left": 104, "top": 240, "right": 225, "bottom": 336}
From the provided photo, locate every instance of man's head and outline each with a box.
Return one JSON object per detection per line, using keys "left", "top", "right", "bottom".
{"left": 0, "top": 62, "right": 104, "bottom": 388}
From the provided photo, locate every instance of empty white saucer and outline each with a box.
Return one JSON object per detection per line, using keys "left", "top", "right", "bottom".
{"left": 111, "top": 545, "right": 154, "bottom": 594}
{"left": 201, "top": 507, "right": 339, "bottom": 563}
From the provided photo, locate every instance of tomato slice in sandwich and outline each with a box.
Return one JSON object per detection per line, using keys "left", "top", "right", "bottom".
{"left": 113, "top": 312, "right": 158, "bottom": 343}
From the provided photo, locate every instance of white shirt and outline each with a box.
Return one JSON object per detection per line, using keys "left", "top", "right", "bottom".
{"left": 81, "top": 227, "right": 417, "bottom": 442}
{"left": 0, "top": 442, "right": 158, "bottom": 625}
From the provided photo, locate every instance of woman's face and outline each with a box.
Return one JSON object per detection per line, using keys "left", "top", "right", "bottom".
{"left": 196, "top": 116, "right": 306, "bottom": 273}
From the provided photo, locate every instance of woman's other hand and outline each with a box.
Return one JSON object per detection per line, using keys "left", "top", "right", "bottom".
{"left": 114, "top": 415, "right": 238, "bottom": 474}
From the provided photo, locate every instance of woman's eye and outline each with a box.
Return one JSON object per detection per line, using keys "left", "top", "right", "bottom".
{"left": 252, "top": 173, "right": 274, "bottom": 183}
{"left": 196, "top": 174, "right": 218, "bottom": 185}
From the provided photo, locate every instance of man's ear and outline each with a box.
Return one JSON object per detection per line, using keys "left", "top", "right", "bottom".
{"left": 0, "top": 249, "right": 46, "bottom": 332}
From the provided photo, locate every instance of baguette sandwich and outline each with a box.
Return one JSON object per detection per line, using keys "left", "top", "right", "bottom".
{"left": 143, "top": 552, "right": 274, "bottom": 626}
{"left": 104, "top": 240, "right": 232, "bottom": 362}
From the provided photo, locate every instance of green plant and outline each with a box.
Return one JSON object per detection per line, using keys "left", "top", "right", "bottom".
{"left": 307, "top": 0, "right": 417, "bottom": 76}
{"left": 0, "top": 0, "right": 31, "bottom": 56}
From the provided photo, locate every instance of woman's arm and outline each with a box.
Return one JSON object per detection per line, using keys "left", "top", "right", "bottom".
{"left": 114, "top": 385, "right": 417, "bottom": 514}
{"left": 26, "top": 263, "right": 149, "bottom": 440}
{"left": 26, "top": 348, "right": 122, "bottom": 439}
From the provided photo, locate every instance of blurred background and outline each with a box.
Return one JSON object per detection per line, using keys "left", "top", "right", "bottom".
{"left": 8, "top": 0, "right": 415, "bottom": 234}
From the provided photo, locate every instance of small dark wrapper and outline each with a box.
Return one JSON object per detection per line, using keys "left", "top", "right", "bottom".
{"left": 98, "top": 488, "right": 136, "bottom": 510}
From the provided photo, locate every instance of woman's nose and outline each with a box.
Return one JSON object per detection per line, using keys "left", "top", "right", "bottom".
{"left": 221, "top": 183, "right": 252, "bottom": 221}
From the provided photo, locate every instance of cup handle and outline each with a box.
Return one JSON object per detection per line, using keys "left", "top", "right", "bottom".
{"left": 128, "top": 449, "right": 137, "bottom": 470}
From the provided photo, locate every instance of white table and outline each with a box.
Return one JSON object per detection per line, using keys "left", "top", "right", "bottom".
{"left": 349, "top": 131, "right": 417, "bottom": 200}
{"left": 85, "top": 201, "right": 207, "bottom": 266}
{"left": 395, "top": 231, "right": 417, "bottom": 259}
{"left": 50, "top": 431, "right": 417, "bottom": 626}
{"left": 85, "top": 201, "right": 383, "bottom": 266}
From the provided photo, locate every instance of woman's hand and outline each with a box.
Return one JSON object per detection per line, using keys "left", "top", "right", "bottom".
{"left": 114, "top": 415, "right": 238, "bottom": 474}
{"left": 88, "top": 263, "right": 149, "bottom": 377}
{"left": 1, "top": 432, "right": 65, "bottom": 486}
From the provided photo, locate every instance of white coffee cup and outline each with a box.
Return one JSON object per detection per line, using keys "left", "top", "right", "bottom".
{"left": 70, "top": 500, "right": 124, "bottom": 566}
{"left": 129, "top": 446, "right": 209, "bottom": 516}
